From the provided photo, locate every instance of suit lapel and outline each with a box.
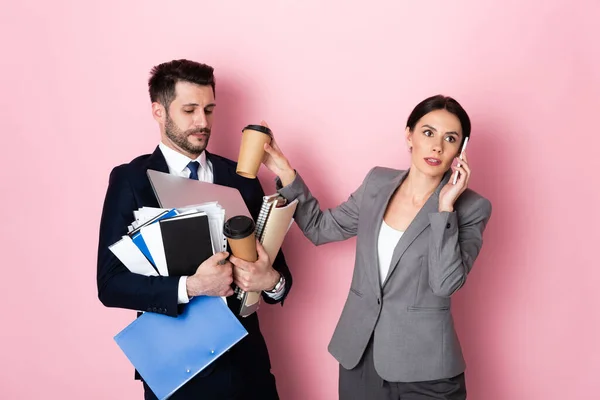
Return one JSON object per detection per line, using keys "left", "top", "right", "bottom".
{"left": 381, "top": 170, "right": 451, "bottom": 287}
{"left": 147, "top": 146, "right": 169, "bottom": 173}
{"left": 206, "top": 151, "right": 233, "bottom": 186}
{"left": 139, "top": 146, "right": 169, "bottom": 208}
{"left": 363, "top": 170, "right": 407, "bottom": 293}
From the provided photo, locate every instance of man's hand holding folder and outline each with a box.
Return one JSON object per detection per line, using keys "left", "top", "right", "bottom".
{"left": 185, "top": 251, "right": 234, "bottom": 298}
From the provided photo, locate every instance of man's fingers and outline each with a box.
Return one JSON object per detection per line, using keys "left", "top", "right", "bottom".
{"left": 210, "top": 251, "right": 230, "bottom": 263}
{"left": 234, "top": 278, "right": 249, "bottom": 292}
{"left": 229, "top": 256, "right": 250, "bottom": 270}
{"left": 256, "top": 240, "right": 270, "bottom": 263}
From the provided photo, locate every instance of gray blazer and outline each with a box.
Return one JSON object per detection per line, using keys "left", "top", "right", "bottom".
{"left": 278, "top": 166, "right": 492, "bottom": 382}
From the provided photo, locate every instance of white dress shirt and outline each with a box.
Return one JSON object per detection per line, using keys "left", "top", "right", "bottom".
{"left": 158, "top": 142, "right": 285, "bottom": 303}
{"left": 377, "top": 220, "right": 404, "bottom": 286}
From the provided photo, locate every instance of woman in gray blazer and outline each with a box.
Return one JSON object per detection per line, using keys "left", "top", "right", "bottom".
{"left": 262, "top": 95, "right": 492, "bottom": 400}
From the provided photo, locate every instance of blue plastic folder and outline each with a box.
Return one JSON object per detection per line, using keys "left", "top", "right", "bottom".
{"left": 114, "top": 296, "right": 248, "bottom": 399}
{"left": 130, "top": 208, "right": 178, "bottom": 267}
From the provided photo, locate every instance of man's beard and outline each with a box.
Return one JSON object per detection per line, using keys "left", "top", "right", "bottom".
{"left": 164, "top": 113, "right": 211, "bottom": 157}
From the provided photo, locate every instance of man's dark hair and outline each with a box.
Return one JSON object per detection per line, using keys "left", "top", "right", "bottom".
{"left": 148, "top": 59, "right": 216, "bottom": 107}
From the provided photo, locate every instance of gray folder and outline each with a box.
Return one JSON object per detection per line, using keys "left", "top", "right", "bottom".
{"left": 147, "top": 170, "right": 251, "bottom": 219}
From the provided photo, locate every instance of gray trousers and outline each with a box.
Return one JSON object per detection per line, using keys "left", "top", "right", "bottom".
{"left": 339, "top": 339, "right": 467, "bottom": 400}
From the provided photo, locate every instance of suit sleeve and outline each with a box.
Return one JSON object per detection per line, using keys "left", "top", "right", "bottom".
{"left": 427, "top": 196, "right": 492, "bottom": 297}
{"left": 96, "top": 166, "right": 181, "bottom": 317}
{"left": 276, "top": 169, "right": 374, "bottom": 246}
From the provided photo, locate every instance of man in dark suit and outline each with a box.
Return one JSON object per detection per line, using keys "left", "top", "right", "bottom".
{"left": 97, "top": 59, "right": 292, "bottom": 400}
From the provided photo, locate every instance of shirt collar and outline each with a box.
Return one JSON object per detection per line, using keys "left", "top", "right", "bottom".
{"left": 158, "top": 142, "right": 207, "bottom": 174}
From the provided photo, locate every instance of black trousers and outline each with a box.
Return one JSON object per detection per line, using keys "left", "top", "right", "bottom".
{"left": 339, "top": 339, "right": 466, "bottom": 400}
{"left": 143, "top": 348, "right": 279, "bottom": 400}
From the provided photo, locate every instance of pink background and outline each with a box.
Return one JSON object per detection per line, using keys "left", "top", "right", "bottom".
{"left": 2, "top": 1, "right": 599, "bottom": 399}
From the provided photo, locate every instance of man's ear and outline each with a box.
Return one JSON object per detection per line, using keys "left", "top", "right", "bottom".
{"left": 152, "top": 102, "right": 165, "bottom": 123}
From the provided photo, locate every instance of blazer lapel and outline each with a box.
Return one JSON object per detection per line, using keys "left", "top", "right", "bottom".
{"left": 382, "top": 170, "right": 451, "bottom": 287}
{"left": 139, "top": 146, "right": 169, "bottom": 208}
{"left": 206, "top": 151, "right": 233, "bottom": 186}
{"left": 363, "top": 170, "right": 408, "bottom": 292}
{"left": 147, "top": 146, "right": 169, "bottom": 173}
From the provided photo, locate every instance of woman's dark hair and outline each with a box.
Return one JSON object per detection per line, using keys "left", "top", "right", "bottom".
{"left": 406, "top": 95, "right": 471, "bottom": 144}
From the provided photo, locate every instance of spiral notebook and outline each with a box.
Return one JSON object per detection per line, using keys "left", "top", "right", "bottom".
{"left": 254, "top": 193, "right": 298, "bottom": 262}
{"left": 232, "top": 193, "right": 297, "bottom": 317}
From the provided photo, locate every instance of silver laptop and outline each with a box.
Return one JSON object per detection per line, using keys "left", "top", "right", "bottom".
{"left": 147, "top": 169, "right": 251, "bottom": 219}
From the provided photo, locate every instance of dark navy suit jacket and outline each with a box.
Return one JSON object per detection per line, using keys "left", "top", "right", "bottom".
{"left": 96, "top": 146, "right": 292, "bottom": 385}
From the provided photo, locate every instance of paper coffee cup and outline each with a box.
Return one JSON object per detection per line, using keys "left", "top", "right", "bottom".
{"left": 223, "top": 215, "right": 257, "bottom": 262}
{"left": 236, "top": 124, "right": 273, "bottom": 179}
{"left": 223, "top": 215, "right": 260, "bottom": 317}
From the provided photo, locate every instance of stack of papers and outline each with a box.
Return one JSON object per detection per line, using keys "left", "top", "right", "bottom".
{"left": 109, "top": 203, "right": 227, "bottom": 278}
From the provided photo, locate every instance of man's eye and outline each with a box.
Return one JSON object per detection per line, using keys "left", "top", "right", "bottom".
{"left": 184, "top": 110, "right": 194, "bottom": 114}
{"left": 205, "top": 109, "right": 213, "bottom": 115}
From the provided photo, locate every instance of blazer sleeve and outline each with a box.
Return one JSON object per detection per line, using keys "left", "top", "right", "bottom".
{"left": 427, "top": 195, "right": 493, "bottom": 297}
{"left": 96, "top": 166, "right": 181, "bottom": 317}
{"left": 276, "top": 169, "right": 374, "bottom": 246}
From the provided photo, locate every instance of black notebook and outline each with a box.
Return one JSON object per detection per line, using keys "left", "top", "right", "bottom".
{"left": 159, "top": 212, "right": 214, "bottom": 277}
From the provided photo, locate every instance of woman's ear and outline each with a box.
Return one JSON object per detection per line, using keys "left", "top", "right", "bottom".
{"left": 405, "top": 127, "right": 413, "bottom": 151}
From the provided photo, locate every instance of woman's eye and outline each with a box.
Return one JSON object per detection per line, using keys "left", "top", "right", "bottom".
{"left": 423, "top": 130, "right": 433, "bottom": 137}
{"left": 445, "top": 136, "right": 456, "bottom": 143}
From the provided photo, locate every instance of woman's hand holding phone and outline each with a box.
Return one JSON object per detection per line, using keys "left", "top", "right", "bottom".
{"left": 439, "top": 138, "right": 471, "bottom": 212}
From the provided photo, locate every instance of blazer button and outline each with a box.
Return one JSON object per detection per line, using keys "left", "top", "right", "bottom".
{"left": 446, "top": 223, "right": 451, "bottom": 229}
{"left": 377, "top": 298, "right": 381, "bottom": 305}
{"left": 152, "top": 307, "right": 157, "bottom": 312}
{"left": 147, "top": 307, "right": 152, "bottom": 312}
